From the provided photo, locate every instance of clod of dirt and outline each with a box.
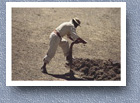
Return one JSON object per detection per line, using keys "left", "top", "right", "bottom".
{"left": 69, "top": 58, "right": 121, "bottom": 80}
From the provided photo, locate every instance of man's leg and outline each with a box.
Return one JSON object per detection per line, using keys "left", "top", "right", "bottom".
{"left": 41, "top": 34, "right": 60, "bottom": 73}
{"left": 59, "top": 38, "right": 70, "bottom": 62}
{"left": 59, "top": 38, "right": 75, "bottom": 75}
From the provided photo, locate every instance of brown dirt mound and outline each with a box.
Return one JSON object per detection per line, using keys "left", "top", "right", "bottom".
{"left": 69, "top": 58, "right": 120, "bottom": 80}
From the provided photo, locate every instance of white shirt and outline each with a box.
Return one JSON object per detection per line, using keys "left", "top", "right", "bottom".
{"left": 55, "top": 20, "right": 79, "bottom": 41}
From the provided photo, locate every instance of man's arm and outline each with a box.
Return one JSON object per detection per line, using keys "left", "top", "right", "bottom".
{"left": 74, "top": 37, "right": 87, "bottom": 44}
{"left": 69, "top": 27, "right": 87, "bottom": 44}
{"left": 68, "top": 36, "right": 87, "bottom": 44}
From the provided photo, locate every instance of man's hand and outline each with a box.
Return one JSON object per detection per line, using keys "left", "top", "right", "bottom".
{"left": 81, "top": 39, "right": 87, "bottom": 44}
{"left": 75, "top": 38, "right": 87, "bottom": 44}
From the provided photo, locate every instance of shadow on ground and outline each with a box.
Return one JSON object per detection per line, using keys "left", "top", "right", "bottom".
{"left": 47, "top": 72, "right": 84, "bottom": 80}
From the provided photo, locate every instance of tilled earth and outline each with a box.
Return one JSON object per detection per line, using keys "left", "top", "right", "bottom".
{"left": 67, "top": 58, "right": 120, "bottom": 80}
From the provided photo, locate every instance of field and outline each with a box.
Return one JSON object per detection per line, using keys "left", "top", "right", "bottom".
{"left": 12, "top": 8, "right": 120, "bottom": 81}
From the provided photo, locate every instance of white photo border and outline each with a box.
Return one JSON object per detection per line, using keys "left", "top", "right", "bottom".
{"left": 6, "top": 2, "right": 126, "bottom": 86}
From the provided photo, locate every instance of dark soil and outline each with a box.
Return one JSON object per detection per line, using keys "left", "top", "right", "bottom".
{"left": 67, "top": 58, "right": 120, "bottom": 80}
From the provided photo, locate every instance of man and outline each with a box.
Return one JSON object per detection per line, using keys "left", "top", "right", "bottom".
{"left": 41, "top": 18, "right": 87, "bottom": 73}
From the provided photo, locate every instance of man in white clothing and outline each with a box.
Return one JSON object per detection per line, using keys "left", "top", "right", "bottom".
{"left": 41, "top": 18, "right": 87, "bottom": 73}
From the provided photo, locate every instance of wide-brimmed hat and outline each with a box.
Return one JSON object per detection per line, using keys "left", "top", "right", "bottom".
{"left": 73, "top": 18, "right": 81, "bottom": 26}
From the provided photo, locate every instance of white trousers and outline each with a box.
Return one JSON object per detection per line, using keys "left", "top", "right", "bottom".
{"left": 43, "top": 32, "right": 69, "bottom": 63}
